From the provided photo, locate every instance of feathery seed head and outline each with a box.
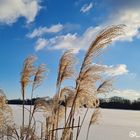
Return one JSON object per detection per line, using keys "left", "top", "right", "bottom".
{"left": 21, "top": 55, "right": 36, "bottom": 88}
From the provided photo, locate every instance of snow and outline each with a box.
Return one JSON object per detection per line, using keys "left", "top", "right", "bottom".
{"left": 10, "top": 105, "right": 140, "bottom": 140}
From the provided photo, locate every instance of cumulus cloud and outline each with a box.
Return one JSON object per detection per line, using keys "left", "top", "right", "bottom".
{"left": 32, "top": 0, "right": 140, "bottom": 52}
{"left": 80, "top": 2, "right": 93, "bottom": 13}
{"left": 34, "top": 7, "right": 140, "bottom": 52}
{"left": 0, "top": 0, "right": 41, "bottom": 24}
{"left": 34, "top": 26, "right": 102, "bottom": 52}
{"left": 110, "top": 89, "right": 140, "bottom": 101}
{"left": 27, "top": 24, "right": 64, "bottom": 38}
{"left": 35, "top": 38, "right": 48, "bottom": 51}
{"left": 92, "top": 63, "right": 129, "bottom": 76}
{"left": 44, "top": 7, "right": 140, "bottom": 51}
{"left": 108, "top": 8, "right": 140, "bottom": 41}
{"left": 105, "top": 64, "right": 129, "bottom": 76}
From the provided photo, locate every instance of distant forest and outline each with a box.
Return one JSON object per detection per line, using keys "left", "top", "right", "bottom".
{"left": 7, "top": 96, "right": 140, "bottom": 110}
{"left": 99, "top": 96, "right": 140, "bottom": 110}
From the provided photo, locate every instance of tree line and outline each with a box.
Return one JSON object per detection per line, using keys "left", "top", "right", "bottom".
{"left": 7, "top": 96, "right": 140, "bottom": 110}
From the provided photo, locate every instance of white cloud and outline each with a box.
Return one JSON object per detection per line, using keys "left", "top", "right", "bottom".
{"left": 34, "top": 26, "right": 102, "bottom": 52}
{"left": 45, "top": 7, "right": 140, "bottom": 51}
{"left": 110, "top": 89, "right": 140, "bottom": 101}
{"left": 35, "top": 38, "right": 48, "bottom": 51}
{"left": 32, "top": 2, "right": 140, "bottom": 52}
{"left": 93, "top": 63, "right": 131, "bottom": 76}
{"left": 80, "top": 2, "right": 93, "bottom": 13}
{"left": 92, "top": 63, "right": 129, "bottom": 76}
{"left": 27, "top": 24, "right": 64, "bottom": 38}
{"left": 108, "top": 8, "right": 140, "bottom": 41}
{"left": 34, "top": 8, "right": 140, "bottom": 51}
{"left": 105, "top": 64, "right": 129, "bottom": 76}
{"left": 0, "top": 0, "right": 41, "bottom": 24}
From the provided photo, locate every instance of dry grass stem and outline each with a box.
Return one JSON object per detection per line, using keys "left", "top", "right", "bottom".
{"left": 0, "top": 24, "right": 125, "bottom": 140}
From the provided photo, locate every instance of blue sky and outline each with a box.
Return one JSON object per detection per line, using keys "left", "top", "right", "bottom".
{"left": 0, "top": 0, "right": 140, "bottom": 100}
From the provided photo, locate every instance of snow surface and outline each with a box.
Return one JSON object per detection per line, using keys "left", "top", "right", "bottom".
{"left": 10, "top": 105, "right": 140, "bottom": 140}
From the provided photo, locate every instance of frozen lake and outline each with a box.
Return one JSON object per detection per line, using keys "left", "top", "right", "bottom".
{"left": 10, "top": 105, "right": 140, "bottom": 140}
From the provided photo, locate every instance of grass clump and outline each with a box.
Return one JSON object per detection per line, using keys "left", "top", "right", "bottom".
{"left": 0, "top": 25, "right": 125, "bottom": 140}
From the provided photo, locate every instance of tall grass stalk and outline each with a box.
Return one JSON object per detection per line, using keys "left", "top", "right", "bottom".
{"left": 0, "top": 24, "right": 125, "bottom": 140}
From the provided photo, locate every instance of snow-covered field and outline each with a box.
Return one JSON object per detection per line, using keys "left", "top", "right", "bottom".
{"left": 11, "top": 105, "right": 140, "bottom": 140}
